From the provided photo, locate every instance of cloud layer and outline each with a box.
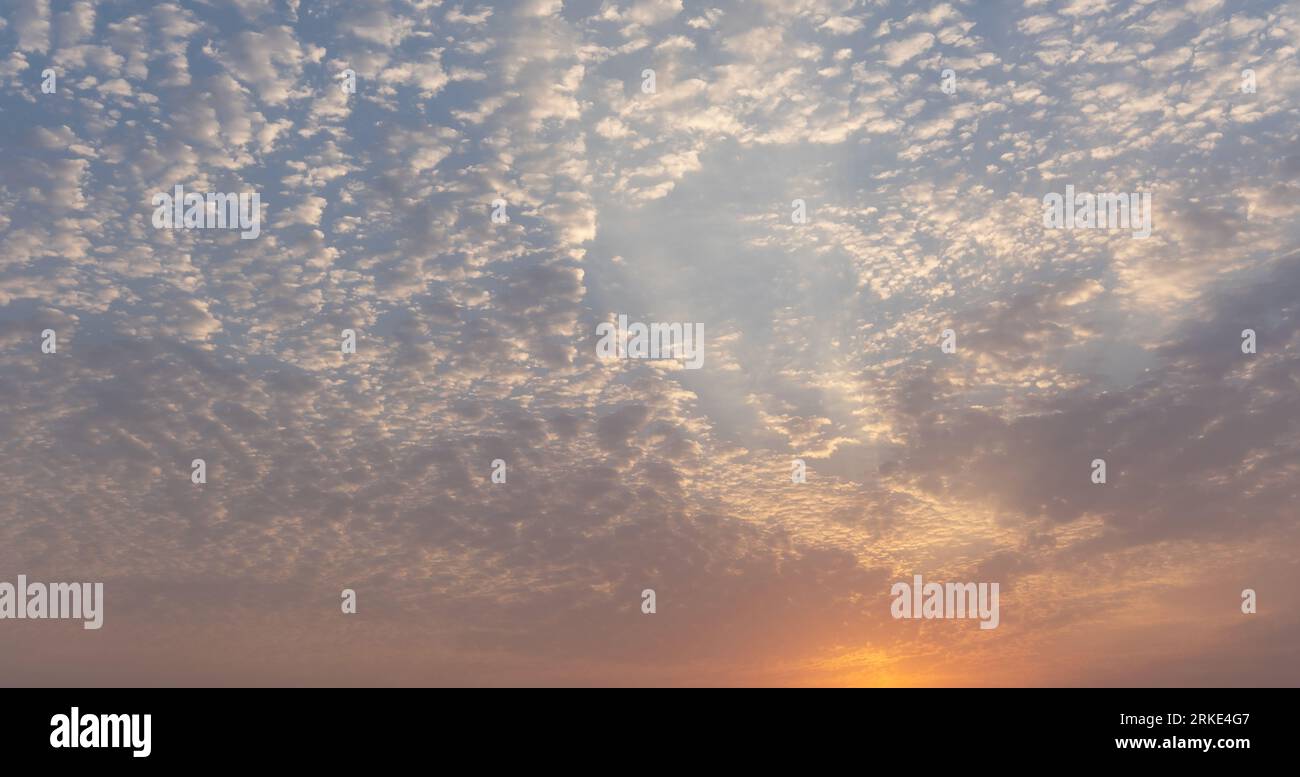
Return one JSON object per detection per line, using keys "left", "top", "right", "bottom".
{"left": 1, "top": 0, "right": 1298, "bottom": 686}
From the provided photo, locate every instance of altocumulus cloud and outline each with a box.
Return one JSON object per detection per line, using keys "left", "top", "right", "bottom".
{"left": 0, "top": 0, "right": 1298, "bottom": 686}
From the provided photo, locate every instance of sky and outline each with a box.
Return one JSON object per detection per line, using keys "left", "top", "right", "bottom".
{"left": 0, "top": 0, "right": 1298, "bottom": 687}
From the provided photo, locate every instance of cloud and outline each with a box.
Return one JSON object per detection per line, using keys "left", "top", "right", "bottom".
{"left": 0, "top": 0, "right": 1297, "bottom": 688}
{"left": 881, "top": 32, "right": 935, "bottom": 66}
